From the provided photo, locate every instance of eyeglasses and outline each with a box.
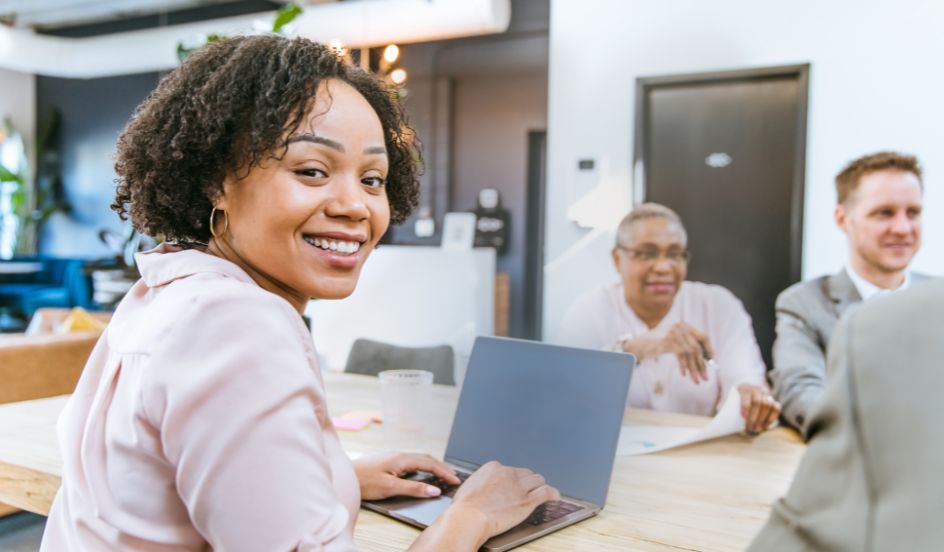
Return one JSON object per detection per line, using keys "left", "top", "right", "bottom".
{"left": 616, "top": 245, "right": 691, "bottom": 264}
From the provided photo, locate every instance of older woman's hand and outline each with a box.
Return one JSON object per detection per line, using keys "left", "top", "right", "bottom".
{"left": 737, "top": 383, "right": 781, "bottom": 434}
{"left": 353, "top": 452, "right": 460, "bottom": 500}
{"left": 622, "top": 322, "right": 715, "bottom": 384}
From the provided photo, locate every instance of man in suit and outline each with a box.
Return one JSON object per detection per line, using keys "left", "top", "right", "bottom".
{"left": 749, "top": 278, "right": 944, "bottom": 551}
{"left": 770, "top": 151, "right": 926, "bottom": 436}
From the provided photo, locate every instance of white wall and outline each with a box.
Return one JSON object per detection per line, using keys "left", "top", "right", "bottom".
{"left": 543, "top": 0, "right": 944, "bottom": 337}
{"left": 452, "top": 72, "right": 548, "bottom": 337}
{"left": 0, "top": 67, "right": 35, "bottom": 169}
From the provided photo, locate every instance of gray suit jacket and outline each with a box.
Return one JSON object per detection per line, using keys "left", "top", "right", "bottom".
{"left": 750, "top": 277, "right": 944, "bottom": 552}
{"left": 770, "top": 269, "right": 928, "bottom": 436}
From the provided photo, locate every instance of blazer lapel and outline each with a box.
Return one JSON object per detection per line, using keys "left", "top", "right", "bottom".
{"left": 826, "top": 269, "right": 862, "bottom": 317}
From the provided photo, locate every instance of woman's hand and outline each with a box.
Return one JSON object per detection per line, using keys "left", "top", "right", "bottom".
{"left": 737, "top": 383, "right": 781, "bottom": 434}
{"left": 623, "top": 322, "right": 715, "bottom": 384}
{"left": 353, "top": 452, "right": 460, "bottom": 500}
{"left": 409, "top": 461, "right": 560, "bottom": 552}
{"left": 450, "top": 461, "right": 561, "bottom": 538}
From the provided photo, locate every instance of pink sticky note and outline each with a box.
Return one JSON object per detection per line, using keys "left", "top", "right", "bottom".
{"left": 332, "top": 417, "right": 372, "bottom": 431}
{"left": 331, "top": 410, "right": 383, "bottom": 431}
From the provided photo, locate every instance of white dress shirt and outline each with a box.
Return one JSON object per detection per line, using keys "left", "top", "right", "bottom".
{"left": 846, "top": 265, "right": 911, "bottom": 302}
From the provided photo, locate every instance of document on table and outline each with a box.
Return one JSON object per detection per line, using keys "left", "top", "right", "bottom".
{"left": 617, "top": 391, "right": 745, "bottom": 456}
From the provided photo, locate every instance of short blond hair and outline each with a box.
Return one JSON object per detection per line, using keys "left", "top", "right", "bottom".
{"left": 615, "top": 203, "right": 686, "bottom": 247}
{"left": 835, "top": 151, "right": 922, "bottom": 205}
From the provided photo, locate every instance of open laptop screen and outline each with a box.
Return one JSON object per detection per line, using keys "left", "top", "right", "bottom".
{"left": 444, "top": 337, "right": 634, "bottom": 506}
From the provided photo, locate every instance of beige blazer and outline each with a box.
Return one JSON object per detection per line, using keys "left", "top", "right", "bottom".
{"left": 770, "top": 269, "right": 928, "bottom": 436}
{"left": 750, "top": 277, "right": 944, "bottom": 551}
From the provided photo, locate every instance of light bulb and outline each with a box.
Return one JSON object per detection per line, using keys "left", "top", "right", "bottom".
{"left": 328, "top": 39, "right": 345, "bottom": 55}
{"left": 383, "top": 44, "right": 400, "bottom": 63}
{"left": 390, "top": 68, "right": 407, "bottom": 85}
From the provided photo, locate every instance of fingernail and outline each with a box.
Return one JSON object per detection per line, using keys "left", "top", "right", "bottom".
{"left": 425, "top": 486, "right": 441, "bottom": 497}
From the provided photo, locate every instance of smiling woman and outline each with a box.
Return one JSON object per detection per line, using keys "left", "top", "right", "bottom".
{"left": 40, "top": 35, "right": 558, "bottom": 552}
{"left": 207, "top": 79, "right": 394, "bottom": 306}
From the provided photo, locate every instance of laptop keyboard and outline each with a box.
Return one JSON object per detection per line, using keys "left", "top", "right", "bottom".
{"left": 417, "top": 471, "right": 470, "bottom": 498}
{"left": 415, "top": 472, "right": 584, "bottom": 526}
{"left": 523, "top": 500, "right": 584, "bottom": 526}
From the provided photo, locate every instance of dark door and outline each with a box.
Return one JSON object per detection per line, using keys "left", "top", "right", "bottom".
{"left": 635, "top": 65, "right": 808, "bottom": 368}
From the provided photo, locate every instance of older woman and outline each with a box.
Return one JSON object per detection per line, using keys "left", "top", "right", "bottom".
{"left": 557, "top": 203, "right": 780, "bottom": 433}
{"left": 41, "top": 36, "right": 557, "bottom": 551}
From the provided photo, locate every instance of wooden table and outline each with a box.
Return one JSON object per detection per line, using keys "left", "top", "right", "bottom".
{"left": 0, "top": 372, "right": 805, "bottom": 551}
{"left": 0, "top": 394, "right": 65, "bottom": 515}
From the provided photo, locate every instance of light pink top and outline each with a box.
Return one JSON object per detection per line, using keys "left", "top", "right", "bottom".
{"left": 556, "top": 281, "right": 767, "bottom": 416}
{"left": 42, "top": 245, "right": 361, "bottom": 551}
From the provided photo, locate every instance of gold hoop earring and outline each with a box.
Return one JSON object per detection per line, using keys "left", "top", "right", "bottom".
{"left": 209, "top": 207, "right": 229, "bottom": 239}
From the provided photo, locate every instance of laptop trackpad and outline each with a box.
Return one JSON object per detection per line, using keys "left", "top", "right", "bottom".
{"left": 392, "top": 496, "right": 453, "bottom": 526}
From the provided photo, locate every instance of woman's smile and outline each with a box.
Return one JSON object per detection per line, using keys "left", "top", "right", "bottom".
{"left": 301, "top": 231, "right": 367, "bottom": 269}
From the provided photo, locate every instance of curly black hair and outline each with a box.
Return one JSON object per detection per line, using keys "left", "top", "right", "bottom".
{"left": 113, "top": 35, "right": 421, "bottom": 243}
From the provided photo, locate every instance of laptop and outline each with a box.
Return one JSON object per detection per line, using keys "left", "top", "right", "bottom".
{"left": 362, "top": 336, "right": 635, "bottom": 551}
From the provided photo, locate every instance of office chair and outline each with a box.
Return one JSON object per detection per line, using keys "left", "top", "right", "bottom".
{"left": 344, "top": 338, "right": 455, "bottom": 386}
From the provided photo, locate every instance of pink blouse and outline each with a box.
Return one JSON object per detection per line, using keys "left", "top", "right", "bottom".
{"left": 41, "top": 245, "right": 361, "bottom": 551}
{"left": 556, "top": 281, "right": 768, "bottom": 416}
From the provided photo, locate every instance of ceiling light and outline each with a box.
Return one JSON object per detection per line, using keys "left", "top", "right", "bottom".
{"left": 328, "top": 39, "right": 345, "bottom": 56}
{"left": 383, "top": 44, "right": 399, "bottom": 63}
{"left": 0, "top": 0, "right": 510, "bottom": 78}
{"left": 390, "top": 68, "right": 407, "bottom": 85}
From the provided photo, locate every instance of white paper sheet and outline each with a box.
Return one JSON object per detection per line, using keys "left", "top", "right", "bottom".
{"left": 617, "top": 390, "right": 746, "bottom": 456}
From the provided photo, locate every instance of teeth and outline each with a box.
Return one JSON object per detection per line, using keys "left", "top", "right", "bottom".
{"left": 304, "top": 236, "right": 362, "bottom": 256}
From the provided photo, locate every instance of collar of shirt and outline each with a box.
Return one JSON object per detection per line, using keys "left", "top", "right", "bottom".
{"left": 845, "top": 265, "right": 911, "bottom": 301}
{"left": 134, "top": 243, "right": 257, "bottom": 289}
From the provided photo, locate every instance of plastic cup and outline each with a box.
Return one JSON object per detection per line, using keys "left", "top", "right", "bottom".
{"left": 379, "top": 369, "right": 433, "bottom": 451}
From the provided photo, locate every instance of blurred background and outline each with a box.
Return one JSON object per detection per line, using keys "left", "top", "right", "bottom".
{"left": 1, "top": 0, "right": 941, "bottom": 362}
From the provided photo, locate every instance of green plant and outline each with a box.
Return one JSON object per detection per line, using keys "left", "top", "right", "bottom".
{"left": 272, "top": 3, "right": 303, "bottom": 33}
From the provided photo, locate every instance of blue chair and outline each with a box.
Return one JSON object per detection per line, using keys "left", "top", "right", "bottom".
{"left": 0, "top": 257, "right": 95, "bottom": 319}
